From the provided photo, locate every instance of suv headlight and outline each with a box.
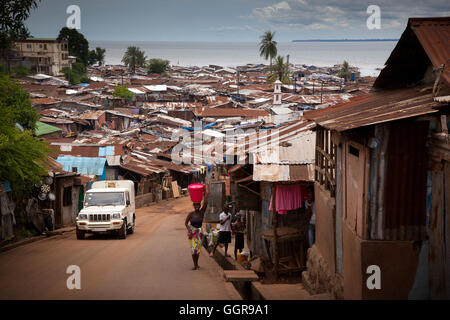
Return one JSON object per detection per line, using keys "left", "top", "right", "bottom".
{"left": 112, "top": 213, "right": 121, "bottom": 219}
{"left": 78, "top": 214, "right": 87, "bottom": 220}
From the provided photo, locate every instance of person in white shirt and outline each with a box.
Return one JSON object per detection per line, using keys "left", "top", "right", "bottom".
{"left": 211, "top": 203, "right": 232, "bottom": 257}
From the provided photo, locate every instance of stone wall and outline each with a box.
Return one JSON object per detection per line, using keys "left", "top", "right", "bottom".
{"left": 302, "top": 244, "right": 344, "bottom": 299}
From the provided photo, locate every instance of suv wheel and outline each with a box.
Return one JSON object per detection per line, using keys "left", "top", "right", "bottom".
{"left": 76, "top": 228, "right": 85, "bottom": 240}
{"left": 127, "top": 216, "right": 135, "bottom": 234}
{"left": 118, "top": 219, "right": 127, "bottom": 239}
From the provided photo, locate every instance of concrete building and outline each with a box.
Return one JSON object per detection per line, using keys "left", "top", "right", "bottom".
{"left": 12, "top": 38, "right": 72, "bottom": 76}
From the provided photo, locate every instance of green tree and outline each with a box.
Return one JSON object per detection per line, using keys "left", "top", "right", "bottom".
{"left": 62, "top": 62, "right": 90, "bottom": 84}
{"left": 88, "top": 50, "right": 97, "bottom": 66}
{"left": 259, "top": 31, "right": 277, "bottom": 71}
{"left": 11, "top": 66, "right": 30, "bottom": 77}
{"left": 338, "top": 60, "right": 351, "bottom": 82}
{"left": 267, "top": 55, "right": 291, "bottom": 84}
{"left": 94, "top": 47, "right": 106, "bottom": 66}
{"left": 147, "top": 58, "right": 169, "bottom": 75}
{"left": 113, "top": 85, "right": 134, "bottom": 102}
{"left": 0, "top": 71, "right": 47, "bottom": 197}
{"left": 88, "top": 47, "right": 106, "bottom": 66}
{"left": 57, "top": 27, "right": 89, "bottom": 66}
{"left": 0, "top": 0, "right": 41, "bottom": 69}
{"left": 122, "top": 46, "right": 146, "bottom": 73}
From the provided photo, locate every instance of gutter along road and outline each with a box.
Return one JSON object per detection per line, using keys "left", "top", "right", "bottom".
{"left": 0, "top": 197, "right": 240, "bottom": 300}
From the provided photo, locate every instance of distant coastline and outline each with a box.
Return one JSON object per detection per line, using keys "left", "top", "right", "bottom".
{"left": 292, "top": 39, "right": 398, "bottom": 42}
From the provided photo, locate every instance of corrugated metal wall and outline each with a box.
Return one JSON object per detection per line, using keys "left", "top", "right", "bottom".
{"left": 384, "top": 121, "right": 429, "bottom": 240}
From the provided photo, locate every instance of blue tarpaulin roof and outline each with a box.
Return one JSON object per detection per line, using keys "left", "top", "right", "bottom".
{"left": 98, "top": 146, "right": 114, "bottom": 156}
{"left": 182, "top": 122, "right": 217, "bottom": 131}
{"left": 56, "top": 156, "right": 106, "bottom": 176}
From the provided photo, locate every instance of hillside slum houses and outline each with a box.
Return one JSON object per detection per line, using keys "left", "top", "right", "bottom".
{"left": 3, "top": 34, "right": 379, "bottom": 288}
{"left": 2, "top": 17, "right": 448, "bottom": 301}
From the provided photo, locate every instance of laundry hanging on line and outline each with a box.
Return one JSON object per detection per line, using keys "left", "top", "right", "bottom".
{"left": 269, "top": 184, "right": 308, "bottom": 215}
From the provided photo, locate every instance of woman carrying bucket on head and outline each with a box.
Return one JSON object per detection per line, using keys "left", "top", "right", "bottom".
{"left": 185, "top": 183, "right": 209, "bottom": 270}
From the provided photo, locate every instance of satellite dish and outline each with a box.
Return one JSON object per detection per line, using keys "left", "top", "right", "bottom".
{"left": 48, "top": 193, "right": 56, "bottom": 201}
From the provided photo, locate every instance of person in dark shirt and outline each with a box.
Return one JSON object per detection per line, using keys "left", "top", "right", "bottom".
{"left": 232, "top": 211, "right": 245, "bottom": 260}
{"left": 185, "top": 186, "right": 209, "bottom": 270}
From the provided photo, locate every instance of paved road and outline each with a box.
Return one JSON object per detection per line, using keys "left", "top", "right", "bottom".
{"left": 0, "top": 196, "right": 240, "bottom": 300}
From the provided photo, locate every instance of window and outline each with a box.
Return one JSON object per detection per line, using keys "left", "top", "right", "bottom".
{"left": 26, "top": 44, "right": 31, "bottom": 49}
{"left": 63, "top": 186, "right": 72, "bottom": 206}
{"left": 348, "top": 145, "right": 360, "bottom": 157}
{"left": 43, "top": 44, "right": 47, "bottom": 50}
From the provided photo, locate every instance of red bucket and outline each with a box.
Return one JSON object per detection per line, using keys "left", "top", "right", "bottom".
{"left": 188, "top": 183, "right": 205, "bottom": 203}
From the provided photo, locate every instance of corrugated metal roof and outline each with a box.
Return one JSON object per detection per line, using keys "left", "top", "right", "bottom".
{"left": 195, "top": 107, "right": 269, "bottom": 118}
{"left": 79, "top": 110, "right": 105, "bottom": 120}
{"left": 254, "top": 130, "right": 316, "bottom": 165}
{"left": 409, "top": 17, "right": 450, "bottom": 87}
{"left": 304, "top": 87, "right": 440, "bottom": 132}
{"left": 375, "top": 17, "right": 450, "bottom": 89}
{"left": 35, "top": 121, "right": 61, "bottom": 136}
{"left": 56, "top": 156, "right": 106, "bottom": 176}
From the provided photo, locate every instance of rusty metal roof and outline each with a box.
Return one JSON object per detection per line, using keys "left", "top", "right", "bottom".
{"left": 304, "top": 87, "right": 440, "bottom": 132}
{"left": 194, "top": 107, "right": 269, "bottom": 118}
{"left": 375, "top": 17, "right": 450, "bottom": 89}
{"left": 409, "top": 17, "right": 450, "bottom": 87}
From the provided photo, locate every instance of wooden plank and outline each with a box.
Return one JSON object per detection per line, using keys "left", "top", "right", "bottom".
{"left": 445, "top": 162, "right": 450, "bottom": 299}
{"left": 429, "top": 168, "right": 446, "bottom": 299}
{"left": 223, "top": 270, "right": 259, "bottom": 282}
{"left": 272, "top": 184, "right": 279, "bottom": 279}
{"left": 171, "top": 181, "right": 179, "bottom": 198}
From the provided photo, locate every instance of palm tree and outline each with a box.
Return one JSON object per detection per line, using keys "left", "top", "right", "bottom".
{"left": 268, "top": 55, "right": 291, "bottom": 84}
{"left": 95, "top": 47, "right": 106, "bottom": 66}
{"left": 121, "top": 46, "right": 147, "bottom": 73}
{"left": 259, "top": 31, "right": 277, "bottom": 72}
{"left": 338, "top": 60, "right": 351, "bottom": 82}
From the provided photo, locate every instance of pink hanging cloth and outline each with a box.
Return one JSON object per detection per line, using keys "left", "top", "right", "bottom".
{"left": 269, "top": 185, "right": 307, "bottom": 215}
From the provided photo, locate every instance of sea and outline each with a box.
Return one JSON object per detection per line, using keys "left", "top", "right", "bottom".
{"left": 89, "top": 40, "right": 398, "bottom": 77}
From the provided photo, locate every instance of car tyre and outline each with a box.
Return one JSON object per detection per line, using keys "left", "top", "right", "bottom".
{"left": 76, "top": 228, "right": 85, "bottom": 240}
{"left": 118, "top": 219, "right": 127, "bottom": 239}
{"left": 127, "top": 215, "right": 135, "bottom": 234}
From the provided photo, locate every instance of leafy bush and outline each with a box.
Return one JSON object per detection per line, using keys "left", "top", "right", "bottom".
{"left": 147, "top": 58, "right": 170, "bottom": 74}
{"left": 113, "top": 85, "right": 134, "bottom": 102}
{"left": 0, "top": 71, "right": 48, "bottom": 198}
{"left": 62, "top": 62, "right": 90, "bottom": 84}
{"left": 12, "top": 66, "right": 31, "bottom": 77}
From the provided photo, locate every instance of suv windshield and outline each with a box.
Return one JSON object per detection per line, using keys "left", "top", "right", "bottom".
{"left": 84, "top": 192, "right": 125, "bottom": 207}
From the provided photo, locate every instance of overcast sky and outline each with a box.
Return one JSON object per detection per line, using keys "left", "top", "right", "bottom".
{"left": 25, "top": 0, "right": 450, "bottom": 41}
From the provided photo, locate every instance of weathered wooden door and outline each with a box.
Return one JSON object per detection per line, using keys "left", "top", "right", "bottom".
{"left": 344, "top": 141, "right": 367, "bottom": 238}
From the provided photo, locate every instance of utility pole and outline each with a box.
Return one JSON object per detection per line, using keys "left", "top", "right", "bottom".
{"left": 320, "top": 81, "right": 324, "bottom": 104}
{"left": 236, "top": 69, "right": 240, "bottom": 98}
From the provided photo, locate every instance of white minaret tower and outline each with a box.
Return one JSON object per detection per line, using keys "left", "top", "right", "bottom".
{"left": 273, "top": 80, "right": 282, "bottom": 105}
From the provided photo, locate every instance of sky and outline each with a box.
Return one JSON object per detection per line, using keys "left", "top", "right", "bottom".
{"left": 25, "top": 0, "right": 450, "bottom": 42}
